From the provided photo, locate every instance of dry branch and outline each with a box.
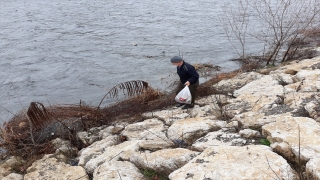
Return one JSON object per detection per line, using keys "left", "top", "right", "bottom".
{"left": 97, "top": 80, "right": 149, "bottom": 109}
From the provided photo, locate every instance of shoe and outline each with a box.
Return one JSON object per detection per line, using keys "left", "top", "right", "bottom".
{"left": 176, "top": 103, "right": 184, "bottom": 107}
{"left": 182, "top": 103, "right": 194, "bottom": 109}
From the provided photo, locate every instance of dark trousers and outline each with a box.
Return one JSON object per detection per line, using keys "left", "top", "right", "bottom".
{"left": 176, "top": 81, "right": 199, "bottom": 104}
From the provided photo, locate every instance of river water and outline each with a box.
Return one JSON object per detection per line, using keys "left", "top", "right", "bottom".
{"left": 0, "top": 0, "right": 261, "bottom": 122}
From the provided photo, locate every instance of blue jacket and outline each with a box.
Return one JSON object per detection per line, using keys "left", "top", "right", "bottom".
{"left": 177, "top": 61, "right": 199, "bottom": 84}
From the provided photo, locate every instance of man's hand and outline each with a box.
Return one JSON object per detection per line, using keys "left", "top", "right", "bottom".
{"left": 184, "top": 81, "right": 190, "bottom": 86}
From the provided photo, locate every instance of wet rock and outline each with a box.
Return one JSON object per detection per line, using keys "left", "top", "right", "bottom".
{"left": 169, "top": 145, "right": 298, "bottom": 180}
{"left": 167, "top": 117, "right": 226, "bottom": 144}
{"left": 24, "top": 154, "right": 88, "bottom": 180}
{"left": 130, "top": 148, "right": 199, "bottom": 176}
{"left": 121, "top": 118, "right": 168, "bottom": 141}
{"left": 262, "top": 116, "right": 320, "bottom": 163}
{"left": 93, "top": 161, "right": 144, "bottom": 180}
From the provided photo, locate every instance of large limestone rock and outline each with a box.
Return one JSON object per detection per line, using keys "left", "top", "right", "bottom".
{"left": 241, "top": 95, "right": 284, "bottom": 112}
{"left": 84, "top": 140, "right": 141, "bottom": 174}
{"left": 121, "top": 118, "right": 168, "bottom": 141}
{"left": 93, "top": 161, "right": 145, "bottom": 180}
{"left": 212, "top": 72, "right": 264, "bottom": 93}
{"left": 77, "top": 135, "right": 119, "bottom": 167}
{"left": 167, "top": 117, "right": 226, "bottom": 144}
{"left": 233, "top": 112, "right": 292, "bottom": 129}
{"left": 239, "top": 129, "right": 261, "bottom": 138}
{"left": 169, "top": 145, "right": 298, "bottom": 180}
{"left": 233, "top": 75, "right": 285, "bottom": 112}
{"left": 284, "top": 92, "right": 316, "bottom": 109}
{"left": 262, "top": 116, "right": 320, "bottom": 162}
{"left": 24, "top": 154, "right": 88, "bottom": 180}
{"left": 234, "top": 75, "right": 283, "bottom": 98}
{"left": 2, "top": 173, "right": 23, "bottom": 180}
{"left": 130, "top": 148, "right": 199, "bottom": 176}
{"left": 192, "top": 130, "right": 247, "bottom": 151}
{"left": 306, "top": 158, "right": 320, "bottom": 180}
{"left": 270, "top": 57, "right": 320, "bottom": 74}
{"left": 295, "top": 70, "right": 320, "bottom": 92}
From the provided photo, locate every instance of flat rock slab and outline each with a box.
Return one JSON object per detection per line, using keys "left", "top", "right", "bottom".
{"left": 167, "top": 117, "right": 226, "bottom": 144}
{"left": 93, "top": 161, "right": 145, "bottom": 180}
{"left": 130, "top": 148, "right": 199, "bottom": 176}
{"left": 24, "top": 155, "right": 88, "bottom": 180}
{"left": 192, "top": 130, "right": 247, "bottom": 151}
{"left": 234, "top": 75, "right": 283, "bottom": 98}
{"left": 121, "top": 118, "right": 168, "bottom": 141}
{"left": 169, "top": 145, "right": 298, "bottom": 180}
{"left": 262, "top": 116, "right": 320, "bottom": 162}
{"left": 78, "top": 135, "right": 119, "bottom": 166}
{"left": 84, "top": 141, "right": 141, "bottom": 174}
{"left": 212, "top": 72, "right": 264, "bottom": 93}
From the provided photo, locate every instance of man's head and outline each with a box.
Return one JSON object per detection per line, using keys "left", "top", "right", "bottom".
{"left": 170, "top": 56, "right": 183, "bottom": 66}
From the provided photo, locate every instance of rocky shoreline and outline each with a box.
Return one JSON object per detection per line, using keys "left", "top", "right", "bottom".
{"left": 1, "top": 55, "right": 320, "bottom": 179}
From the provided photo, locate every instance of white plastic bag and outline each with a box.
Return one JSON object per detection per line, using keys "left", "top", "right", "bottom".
{"left": 175, "top": 86, "right": 192, "bottom": 104}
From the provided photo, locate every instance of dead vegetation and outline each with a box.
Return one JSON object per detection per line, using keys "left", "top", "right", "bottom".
{"left": 0, "top": 70, "right": 244, "bottom": 167}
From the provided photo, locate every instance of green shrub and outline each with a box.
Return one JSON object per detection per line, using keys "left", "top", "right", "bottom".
{"left": 259, "top": 139, "right": 271, "bottom": 146}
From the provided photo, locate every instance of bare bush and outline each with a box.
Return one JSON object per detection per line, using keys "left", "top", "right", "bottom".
{"left": 220, "top": 0, "right": 320, "bottom": 65}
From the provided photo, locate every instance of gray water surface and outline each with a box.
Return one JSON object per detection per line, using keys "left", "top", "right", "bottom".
{"left": 1, "top": 0, "right": 249, "bottom": 122}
